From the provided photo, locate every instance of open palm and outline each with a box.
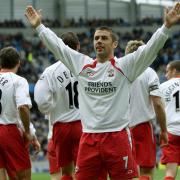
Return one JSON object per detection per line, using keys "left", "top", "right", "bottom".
{"left": 164, "top": 2, "right": 180, "bottom": 28}
{"left": 25, "top": 6, "right": 41, "bottom": 28}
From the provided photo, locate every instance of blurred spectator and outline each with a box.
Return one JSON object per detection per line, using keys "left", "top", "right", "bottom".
{"left": 0, "top": 17, "right": 179, "bottom": 28}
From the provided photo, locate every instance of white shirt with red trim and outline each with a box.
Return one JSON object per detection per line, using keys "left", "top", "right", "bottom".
{"left": 34, "top": 61, "right": 81, "bottom": 126}
{"left": 0, "top": 72, "right": 32, "bottom": 125}
{"left": 160, "top": 77, "right": 180, "bottom": 136}
{"left": 36, "top": 24, "right": 169, "bottom": 133}
{"left": 129, "top": 67, "right": 161, "bottom": 127}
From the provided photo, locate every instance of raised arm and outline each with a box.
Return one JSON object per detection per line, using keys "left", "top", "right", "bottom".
{"left": 119, "top": 2, "right": 180, "bottom": 82}
{"left": 25, "top": 6, "right": 91, "bottom": 76}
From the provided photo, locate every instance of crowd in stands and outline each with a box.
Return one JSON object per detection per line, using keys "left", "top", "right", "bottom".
{"left": 0, "top": 21, "right": 180, "bottom": 161}
{"left": 0, "top": 18, "right": 128, "bottom": 28}
{"left": 1, "top": 17, "right": 179, "bottom": 28}
{"left": 136, "top": 17, "right": 162, "bottom": 25}
{"left": 0, "top": 20, "right": 25, "bottom": 28}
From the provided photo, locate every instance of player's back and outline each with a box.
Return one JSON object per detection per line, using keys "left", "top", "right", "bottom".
{"left": 160, "top": 77, "right": 180, "bottom": 135}
{"left": 0, "top": 72, "right": 29, "bottom": 124}
{"left": 129, "top": 67, "right": 160, "bottom": 127}
{"left": 35, "top": 61, "right": 80, "bottom": 125}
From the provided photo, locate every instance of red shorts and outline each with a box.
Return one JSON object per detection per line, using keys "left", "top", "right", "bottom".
{"left": 52, "top": 120, "right": 82, "bottom": 167}
{"left": 161, "top": 132, "right": 180, "bottom": 165}
{"left": 75, "top": 129, "right": 138, "bottom": 180}
{"left": 131, "top": 122, "right": 156, "bottom": 168}
{"left": 0, "top": 124, "right": 31, "bottom": 178}
{"left": 47, "top": 139, "right": 60, "bottom": 174}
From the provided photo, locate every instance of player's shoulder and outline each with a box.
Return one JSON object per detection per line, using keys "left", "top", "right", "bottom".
{"left": 44, "top": 61, "right": 60, "bottom": 72}
{"left": 44, "top": 61, "right": 68, "bottom": 74}
{"left": 136, "top": 67, "right": 158, "bottom": 84}
{"left": 161, "top": 78, "right": 180, "bottom": 87}
{"left": 8, "top": 73, "right": 28, "bottom": 88}
{"left": 11, "top": 73, "right": 27, "bottom": 82}
{"left": 160, "top": 79, "right": 171, "bottom": 89}
{"left": 136, "top": 67, "right": 152, "bottom": 79}
{"left": 145, "top": 67, "right": 157, "bottom": 75}
{"left": 143, "top": 67, "right": 158, "bottom": 80}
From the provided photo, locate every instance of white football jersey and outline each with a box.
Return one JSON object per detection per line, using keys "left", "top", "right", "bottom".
{"left": 36, "top": 24, "right": 169, "bottom": 133}
{"left": 0, "top": 72, "right": 32, "bottom": 125}
{"left": 129, "top": 67, "right": 161, "bottom": 127}
{"left": 34, "top": 61, "right": 81, "bottom": 125}
{"left": 160, "top": 77, "right": 180, "bottom": 135}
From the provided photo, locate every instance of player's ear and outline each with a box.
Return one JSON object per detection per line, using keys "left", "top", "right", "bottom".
{"left": 113, "top": 41, "right": 118, "bottom": 49}
{"left": 172, "top": 68, "right": 177, "bottom": 76}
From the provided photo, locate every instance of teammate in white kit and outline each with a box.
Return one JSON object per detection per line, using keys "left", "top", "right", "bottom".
{"left": 34, "top": 32, "right": 82, "bottom": 180}
{"left": 160, "top": 60, "right": 180, "bottom": 180}
{"left": 125, "top": 40, "right": 168, "bottom": 180}
{"left": 25, "top": 3, "right": 180, "bottom": 180}
{"left": 0, "top": 47, "right": 32, "bottom": 180}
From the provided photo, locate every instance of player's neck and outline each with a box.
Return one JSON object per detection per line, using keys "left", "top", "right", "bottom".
{"left": 96, "top": 55, "right": 114, "bottom": 63}
{"left": 0, "top": 68, "right": 16, "bottom": 73}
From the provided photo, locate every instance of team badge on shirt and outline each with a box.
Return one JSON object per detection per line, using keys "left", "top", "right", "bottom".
{"left": 108, "top": 69, "right": 114, "bottom": 77}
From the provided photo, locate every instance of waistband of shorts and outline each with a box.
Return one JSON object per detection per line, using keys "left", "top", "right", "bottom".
{"left": 130, "top": 121, "right": 151, "bottom": 129}
{"left": 0, "top": 123, "right": 17, "bottom": 127}
{"left": 54, "top": 119, "right": 81, "bottom": 125}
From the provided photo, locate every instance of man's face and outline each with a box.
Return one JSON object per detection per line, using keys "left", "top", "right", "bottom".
{"left": 165, "top": 64, "right": 175, "bottom": 80}
{"left": 93, "top": 30, "right": 117, "bottom": 60}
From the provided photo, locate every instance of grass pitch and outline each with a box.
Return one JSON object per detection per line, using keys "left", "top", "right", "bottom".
{"left": 32, "top": 169, "right": 180, "bottom": 180}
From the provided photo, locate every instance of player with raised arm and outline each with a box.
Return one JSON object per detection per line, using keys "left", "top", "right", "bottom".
{"left": 0, "top": 47, "right": 32, "bottom": 180}
{"left": 34, "top": 32, "right": 82, "bottom": 180}
{"left": 160, "top": 60, "right": 180, "bottom": 180}
{"left": 25, "top": 3, "right": 180, "bottom": 180}
{"left": 125, "top": 40, "right": 168, "bottom": 180}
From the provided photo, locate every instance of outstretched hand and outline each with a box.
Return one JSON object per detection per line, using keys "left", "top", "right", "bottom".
{"left": 25, "top": 5, "right": 42, "bottom": 28}
{"left": 164, "top": 2, "right": 180, "bottom": 28}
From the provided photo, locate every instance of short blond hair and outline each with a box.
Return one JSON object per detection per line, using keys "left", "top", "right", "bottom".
{"left": 168, "top": 60, "right": 180, "bottom": 73}
{"left": 125, "top": 40, "right": 144, "bottom": 55}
